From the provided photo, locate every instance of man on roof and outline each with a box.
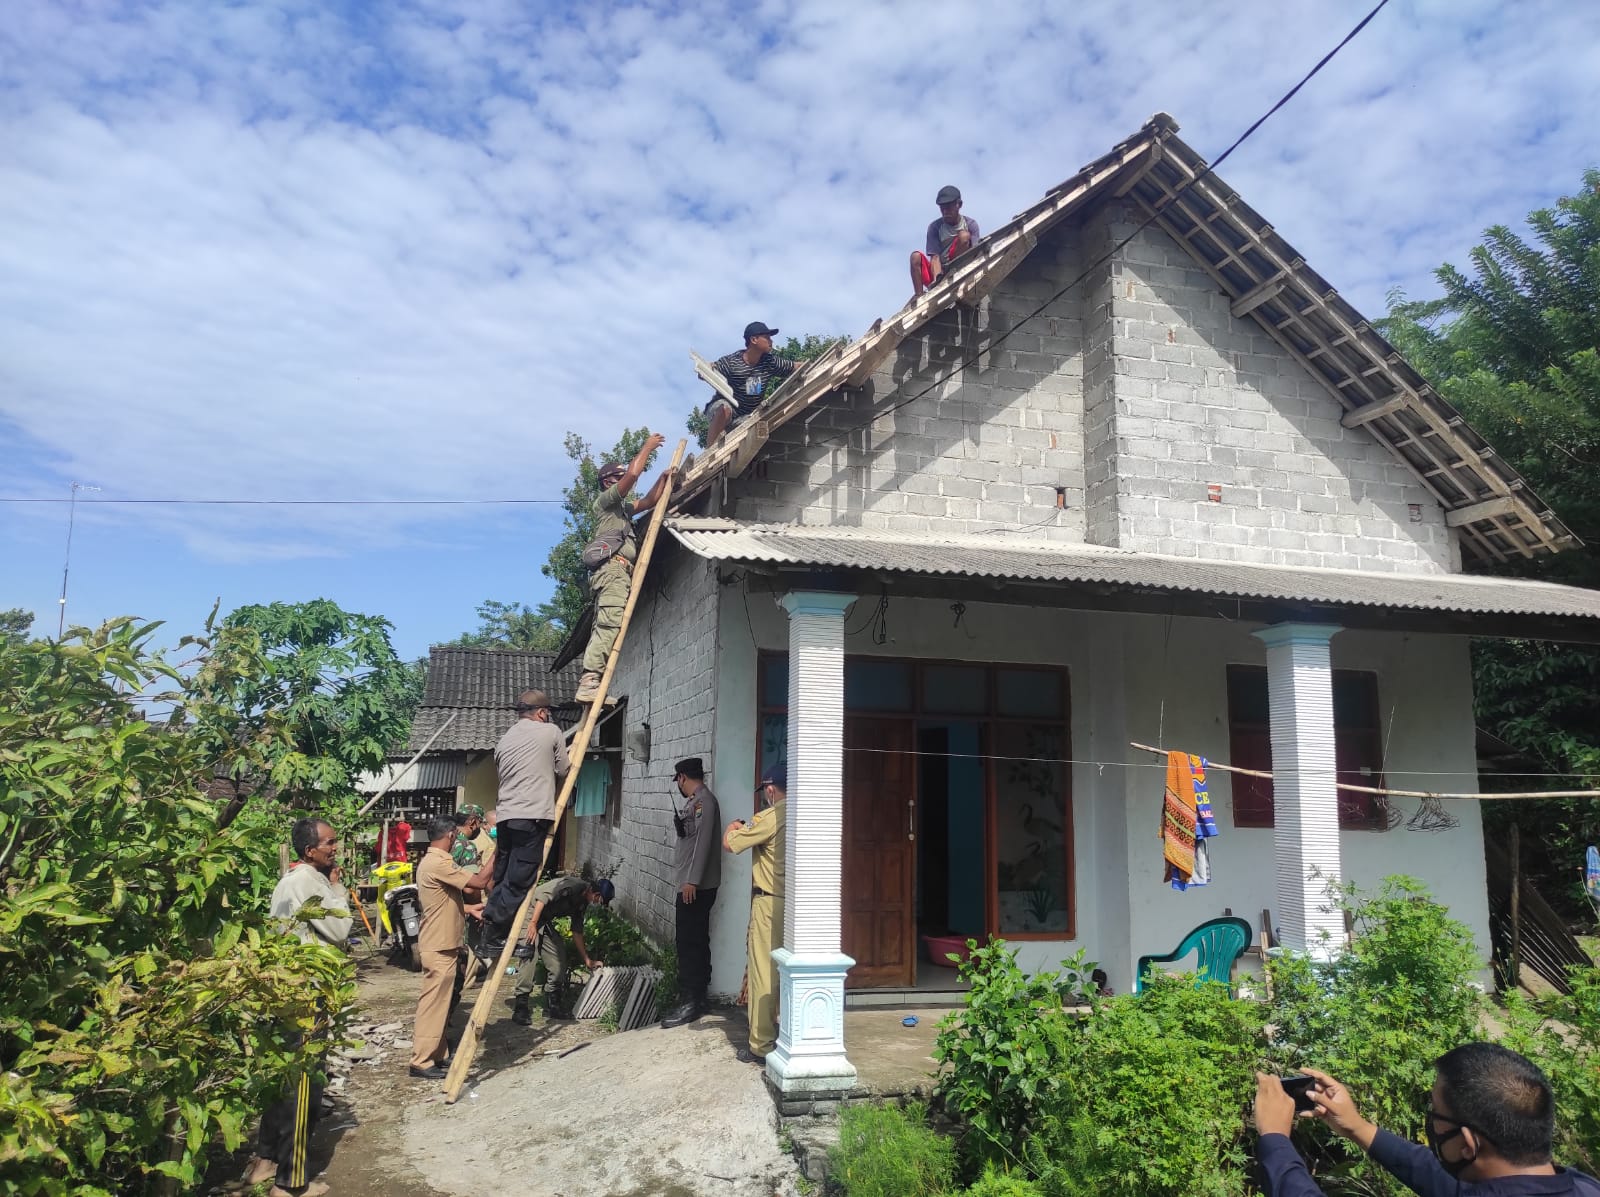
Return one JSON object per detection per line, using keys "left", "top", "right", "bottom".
{"left": 574, "top": 432, "right": 672, "bottom": 704}
{"left": 704, "top": 321, "right": 797, "bottom": 448}
{"left": 911, "top": 185, "right": 980, "bottom": 297}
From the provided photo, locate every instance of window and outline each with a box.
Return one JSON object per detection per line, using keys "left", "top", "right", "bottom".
{"left": 1225, "top": 665, "right": 1386, "bottom": 830}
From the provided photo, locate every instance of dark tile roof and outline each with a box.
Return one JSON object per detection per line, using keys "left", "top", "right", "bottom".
{"left": 409, "top": 647, "right": 584, "bottom": 752}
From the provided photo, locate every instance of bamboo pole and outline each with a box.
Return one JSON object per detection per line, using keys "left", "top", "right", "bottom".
{"left": 1128, "top": 742, "right": 1600, "bottom": 802}
{"left": 1509, "top": 823, "right": 1522, "bottom": 989}
{"left": 443, "top": 439, "right": 687, "bottom": 1103}
{"left": 356, "top": 711, "right": 459, "bottom": 818}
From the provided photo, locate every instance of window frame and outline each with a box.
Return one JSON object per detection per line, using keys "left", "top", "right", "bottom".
{"left": 1224, "top": 664, "right": 1387, "bottom": 832}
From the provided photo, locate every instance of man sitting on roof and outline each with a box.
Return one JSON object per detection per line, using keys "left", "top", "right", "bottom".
{"left": 704, "top": 321, "right": 797, "bottom": 448}
{"left": 911, "top": 185, "right": 980, "bottom": 297}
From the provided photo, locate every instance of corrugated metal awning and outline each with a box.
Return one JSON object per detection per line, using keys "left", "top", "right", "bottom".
{"left": 668, "top": 517, "right": 1600, "bottom": 637}
{"left": 358, "top": 756, "right": 464, "bottom": 795}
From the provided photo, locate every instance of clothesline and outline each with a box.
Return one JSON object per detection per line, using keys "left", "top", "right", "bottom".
{"left": 1127, "top": 742, "right": 1600, "bottom": 802}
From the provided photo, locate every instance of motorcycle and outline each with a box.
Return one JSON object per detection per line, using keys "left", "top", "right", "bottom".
{"left": 383, "top": 882, "right": 425, "bottom": 971}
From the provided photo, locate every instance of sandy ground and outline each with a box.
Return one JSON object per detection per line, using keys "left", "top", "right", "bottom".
{"left": 211, "top": 957, "right": 802, "bottom": 1197}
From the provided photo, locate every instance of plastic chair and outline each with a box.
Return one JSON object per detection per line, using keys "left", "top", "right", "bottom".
{"left": 1135, "top": 916, "right": 1254, "bottom": 994}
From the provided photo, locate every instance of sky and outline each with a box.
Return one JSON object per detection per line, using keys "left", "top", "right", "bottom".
{"left": 3, "top": 0, "right": 1598, "bottom": 663}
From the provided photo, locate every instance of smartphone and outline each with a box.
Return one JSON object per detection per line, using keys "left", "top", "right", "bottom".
{"left": 1280, "top": 1074, "right": 1318, "bottom": 1113}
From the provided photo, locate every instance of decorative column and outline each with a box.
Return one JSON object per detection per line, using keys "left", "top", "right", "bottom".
{"left": 768, "top": 590, "right": 857, "bottom": 1096}
{"left": 1253, "top": 623, "right": 1345, "bottom": 958}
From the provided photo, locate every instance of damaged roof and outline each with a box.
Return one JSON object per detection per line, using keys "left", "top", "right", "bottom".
{"left": 671, "top": 113, "right": 1575, "bottom": 565}
{"left": 408, "top": 646, "right": 583, "bottom": 753}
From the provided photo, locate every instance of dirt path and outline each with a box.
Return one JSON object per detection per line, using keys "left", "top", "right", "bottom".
{"left": 214, "top": 958, "right": 801, "bottom": 1197}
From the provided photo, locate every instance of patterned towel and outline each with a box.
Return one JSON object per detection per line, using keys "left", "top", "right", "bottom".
{"left": 1162, "top": 752, "right": 1219, "bottom": 891}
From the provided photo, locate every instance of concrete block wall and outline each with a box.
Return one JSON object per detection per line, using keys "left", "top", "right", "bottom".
{"left": 573, "top": 544, "right": 721, "bottom": 946}
{"left": 730, "top": 218, "right": 1090, "bottom": 540}
{"left": 1096, "top": 200, "right": 1457, "bottom": 573}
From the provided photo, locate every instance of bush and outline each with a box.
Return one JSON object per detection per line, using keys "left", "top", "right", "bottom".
{"left": 1026, "top": 974, "right": 1263, "bottom": 1197}
{"left": 0, "top": 622, "right": 355, "bottom": 1195}
{"left": 932, "top": 941, "right": 1085, "bottom": 1156}
{"left": 830, "top": 1102, "right": 956, "bottom": 1197}
{"left": 1265, "top": 876, "right": 1487, "bottom": 1194}
{"left": 1497, "top": 964, "right": 1600, "bottom": 1175}
{"left": 962, "top": 1164, "right": 1045, "bottom": 1197}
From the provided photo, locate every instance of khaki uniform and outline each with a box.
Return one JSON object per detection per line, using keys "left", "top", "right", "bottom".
{"left": 581, "top": 484, "right": 637, "bottom": 674}
{"left": 411, "top": 846, "right": 476, "bottom": 1071}
{"left": 726, "top": 799, "right": 786, "bottom": 1056}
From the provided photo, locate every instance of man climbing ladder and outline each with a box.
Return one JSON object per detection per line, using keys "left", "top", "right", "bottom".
{"left": 443, "top": 439, "right": 688, "bottom": 1103}
{"left": 575, "top": 432, "right": 673, "bottom": 704}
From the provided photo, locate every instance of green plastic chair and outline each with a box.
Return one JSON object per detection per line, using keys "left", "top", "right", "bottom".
{"left": 1135, "top": 916, "right": 1254, "bottom": 994}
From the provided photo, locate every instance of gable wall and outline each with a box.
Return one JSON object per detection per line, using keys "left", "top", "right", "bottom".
{"left": 1092, "top": 200, "right": 1458, "bottom": 573}
{"left": 728, "top": 219, "right": 1091, "bottom": 540}
{"left": 571, "top": 543, "right": 722, "bottom": 948}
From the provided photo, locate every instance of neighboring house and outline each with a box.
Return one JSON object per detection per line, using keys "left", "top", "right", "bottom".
{"left": 572, "top": 112, "right": 1600, "bottom": 1097}
{"left": 367, "top": 647, "right": 600, "bottom": 861}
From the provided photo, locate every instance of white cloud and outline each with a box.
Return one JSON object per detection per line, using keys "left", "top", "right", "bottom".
{"left": 2, "top": 0, "right": 1598, "bottom": 561}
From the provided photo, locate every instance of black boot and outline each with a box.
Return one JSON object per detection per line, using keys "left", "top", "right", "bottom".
{"left": 476, "top": 923, "right": 508, "bottom": 962}
{"left": 512, "top": 995, "right": 532, "bottom": 1027}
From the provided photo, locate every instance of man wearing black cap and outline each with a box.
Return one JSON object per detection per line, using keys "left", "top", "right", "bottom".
{"left": 477, "top": 689, "right": 570, "bottom": 961}
{"left": 511, "top": 875, "right": 616, "bottom": 1026}
{"left": 660, "top": 758, "right": 722, "bottom": 1028}
{"left": 574, "top": 431, "right": 672, "bottom": 704}
{"left": 723, "top": 764, "right": 787, "bottom": 1064}
{"left": 911, "top": 185, "right": 980, "bottom": 297}
{"left": 704, "top": 322, "right": 797, "bottom": 448}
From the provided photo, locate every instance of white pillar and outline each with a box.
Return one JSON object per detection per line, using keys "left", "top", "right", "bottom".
{"left": 768, "top": 589, "right": 857, "bottom": 1096}
{"left": 1253, "top": 623, "right": 1344, "bottom": 957}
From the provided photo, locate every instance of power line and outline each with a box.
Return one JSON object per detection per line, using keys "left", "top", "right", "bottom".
{"left": 772, "top": 0, "right": 1392, "bottom": 466}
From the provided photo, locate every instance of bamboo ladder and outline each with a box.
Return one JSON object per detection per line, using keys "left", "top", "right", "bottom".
{"left": 442, "top": 439, "right": 687, "bottom": 1103}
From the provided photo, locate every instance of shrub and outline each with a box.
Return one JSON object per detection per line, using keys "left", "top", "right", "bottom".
{"left": 1265, "top": 876, "right": 1487, "bottom": 1195}
{"left": 829, "top": 1102, "right": 956, "bottom": 1197}
{"left": 1497, "top": 964, "right": 1600, "bottom": 1174}
{"left": 932, "top": 941, "right": 1083, "bottom": 1157}
{"left": 962, "top": 1164, "right": 1045, "bottom": 1197}
{"left": 0, "top": 622, "right": 355, "bottom": 1195}
{"left": 1026, "top": 975, "right": 1263, "bottom": 1197}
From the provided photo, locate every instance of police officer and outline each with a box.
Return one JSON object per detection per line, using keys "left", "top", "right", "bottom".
{"left": 660, "top": 757, "right": 722, "bottom": 1027}
{"left": 511, "top": 875, "right": 615, "bottom": 1026}
{"left": 724, "top": 764, "right": 786, "bottom": 1065}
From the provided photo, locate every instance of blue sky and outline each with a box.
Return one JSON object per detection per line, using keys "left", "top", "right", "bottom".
{"left": 3, "top": 0, "right": 1598, "bottom": 662}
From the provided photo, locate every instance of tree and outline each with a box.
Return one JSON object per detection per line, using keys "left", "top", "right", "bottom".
{"left": 1381, "top": 170, "right": 1600, "bottom": 916}
{"left": 0, "top": 607, "right": 33, "bottom": 647}
{"left": 182, "top": 598, "right": 423, "bottom": 830}
{"left": 684, "top": 333, "right": 851, "bottom": 447}
{"left": 0, "top": 619, "right": 353, "bottom": 1194}
{"left": 444, "top": 598, "right": 563, "bottom": 651}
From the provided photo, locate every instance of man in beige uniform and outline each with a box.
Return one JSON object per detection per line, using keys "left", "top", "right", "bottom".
{"left": 724, "top": 764, "right": 787, "bottom": 1064}
{"left": 409, "top": 816, "right": 496, "bottom": 1080}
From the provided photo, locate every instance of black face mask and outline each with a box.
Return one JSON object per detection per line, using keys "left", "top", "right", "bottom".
{"left": 1424, "top": 1111, "right": 1475, "bottom": 1179}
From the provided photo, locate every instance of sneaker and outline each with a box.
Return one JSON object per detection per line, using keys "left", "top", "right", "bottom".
{"left": 409, "top": 1065, "right": 447, "bottom": 1080}
{"left": 736, "top": 1047, "right": 767, "bottom": 1065}
{"left": 573, "top": 670, "right": 602, "bottom": 703}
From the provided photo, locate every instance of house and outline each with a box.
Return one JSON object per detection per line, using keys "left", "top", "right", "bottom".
{"left": 372, "top": 647, "right": 603, "bottom": 862}
{"left": 572, "top": 112, "right": 1600, "bottom": 1098}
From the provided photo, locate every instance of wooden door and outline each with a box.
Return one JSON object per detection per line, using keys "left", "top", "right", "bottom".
{"left": 842, "top": 717, "right": 916, "bottom": 987}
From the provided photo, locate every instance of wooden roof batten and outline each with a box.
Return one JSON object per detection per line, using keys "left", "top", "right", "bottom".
{"left": 1125, "top": 144, "right": 1574, "bottom": 564}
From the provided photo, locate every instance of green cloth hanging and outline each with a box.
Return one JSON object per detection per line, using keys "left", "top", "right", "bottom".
{"left": 572, "top": 757, "right": 610, "bottom": 817}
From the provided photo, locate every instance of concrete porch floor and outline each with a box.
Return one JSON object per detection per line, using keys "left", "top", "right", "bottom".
{"left": 842, "top": 1005, "right": 947, "bottom": 1095}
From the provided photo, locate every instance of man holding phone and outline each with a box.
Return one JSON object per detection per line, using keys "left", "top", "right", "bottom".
{"left": 659, "top": 757, "right": 721, "bottom": 1028}
{"left": 1253, "top": 1043, "right": 1600, "bottom": 1195}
